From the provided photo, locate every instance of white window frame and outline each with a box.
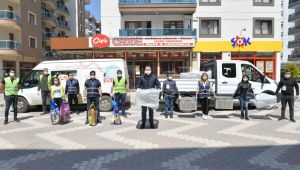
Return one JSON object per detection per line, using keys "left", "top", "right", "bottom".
{"left": 28, "top": 36, "right": 37, "bottom": 48}
{"left": 28, "top": 11, "right": 37, "bottom": 25}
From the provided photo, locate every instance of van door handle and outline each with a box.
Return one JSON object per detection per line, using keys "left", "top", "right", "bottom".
{"left": 222, "top": 82, "right": 228, "bottom": 84}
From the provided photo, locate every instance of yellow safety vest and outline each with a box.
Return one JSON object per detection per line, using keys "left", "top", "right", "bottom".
{"left": 114, "top": 78, "right": 126, "bottom": 94}
{"left": 4, "top": 77, "right": 20, "bottom": 96}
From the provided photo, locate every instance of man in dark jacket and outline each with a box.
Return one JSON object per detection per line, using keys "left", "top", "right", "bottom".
{"left": 65, "top": 73, "right": 80, "bottom": 114}
{"left": 136, "top": 65, "right": 161, "bottom": 129}
{"left": 275, "top": 70, "right": 299, "bottom": 122}
{"left": 162, "top": 73, "right": 178, "bottom": 118}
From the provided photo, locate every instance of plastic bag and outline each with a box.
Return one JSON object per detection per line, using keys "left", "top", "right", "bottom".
{"left": 135, "top": 88, "right": 160, "bottom": 109}
{"left": 254, "top": 93, "right": 277, "bottom": 109}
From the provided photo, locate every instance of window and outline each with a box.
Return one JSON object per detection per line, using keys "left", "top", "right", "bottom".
{"left": 28, "top": 12, "right": 36, "bottom": 25}
{"left": 241, "top": 64, "right": 266, "bottom": 83}
{"left": 253, "top": 0, "right": 274, "bottom": 6}
{"left": 199, "top": 18, "right": 221, "bottom": 37}
{"left": 222, "top": 64, "right": 236, "bottom": 78}
{"left": 80, "top": 11, "right": 83, "bottom": 19}
{"left": 29, "top": 36, "right": 37, "bottom": 48}
{"left": 199, "top": 0, "right": 221, "bottom": 5}
{"left": 163, "top": 21, "right": 183, "bottom": 35}
{"left": 80, "top": 24, "right": 83, "bottom": 32}
{"left": 22, "top": 70, "right": 43, "bottom": 89}
{"left": 254, "top": 18, "right": 274, "bottom": 38}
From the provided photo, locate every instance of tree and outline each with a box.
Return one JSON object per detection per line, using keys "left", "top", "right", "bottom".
{"left": 284, "top": 63, "right": 300, "bottom": 79}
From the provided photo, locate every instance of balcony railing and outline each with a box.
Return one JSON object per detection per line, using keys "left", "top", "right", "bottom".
{"left": 41, "top": 12, "right": 56, "bottom": 23}
{"left": 0, "top": 10, "right": 20, "bottom": 21}
{"left": 289, "top": 0, "right": 300, "bottom": 8}
{"left": 42, "top": 32, "right": 56, "bottom": 38}
{"left": 288, "top": 40, "right": 300, "bottom": 48}
{"left": 0, "top": 40, "right": 21, "bottom": 50}
{"left": 289, "top": 12, "right": 300, "bottom": 21}
{"left": 119, "top": 0, "right": 197, "bottom": 4}
{"left": 289, "top": 25, "right": 300, "bottom": 35}
{"left": 43, "top": 51, "right": 59, "bottom": 58}
{"left": 56, "top": 4, "right": 70, "bottom": 15}
{"left": 57, "top": 20, "right": 70, "bottom": 30}
{"left": 119, "top": 28, "right": 196, "bottom": 36}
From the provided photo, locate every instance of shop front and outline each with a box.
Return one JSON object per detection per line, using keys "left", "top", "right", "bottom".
{"left": 51, "top": 35, "right": 195, "bottom": 89}
{"left": 193, "top": 38, "right": 282, "bottom": 81}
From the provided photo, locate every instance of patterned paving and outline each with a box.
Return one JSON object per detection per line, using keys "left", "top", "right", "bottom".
{"left": 0, "top": 102, "right": 300, "bottom": 170}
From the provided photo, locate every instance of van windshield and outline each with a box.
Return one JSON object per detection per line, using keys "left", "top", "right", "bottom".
{"left": 22, "top": 70, "right": 43, "bottom": 89}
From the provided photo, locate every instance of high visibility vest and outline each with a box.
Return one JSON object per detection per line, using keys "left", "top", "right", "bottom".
{"left": 40, "top": 75, "right": 52, "bottom": 90}
{"left": 4, "top": 77, "right": 20, "bottom": 96}
{"left": 114, "top": 78, "right": 126, "bottom": 94}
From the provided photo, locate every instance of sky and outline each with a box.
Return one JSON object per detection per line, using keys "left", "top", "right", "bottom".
{"left": 86, "top": 0, "right": 100, "bottom": 21}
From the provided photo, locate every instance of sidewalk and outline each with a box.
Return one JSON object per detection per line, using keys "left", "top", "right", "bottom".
{"left": 0, "top": 93, "right": 3, "bottom": 106}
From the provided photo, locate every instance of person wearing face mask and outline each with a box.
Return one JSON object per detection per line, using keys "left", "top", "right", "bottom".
{"left": 111, "top": 70, "right": 129, "bottom": 117}
{"left": 275, "top": 70, "right": 299, "bottom": 122}
{"left": 196, "top": 73, "right": 214, "bottom": 120}
{"left": 0, "top": 69, "right": 21, "bottom": 125}
{"left": 162, "top": 73, "right": 178, "bottom": 118}
{"left": 233, "top": 75, "right": 254, "bottom": 120}
{"left": 50, "top": 77, "right": 65, "bottom": 110}
{"left": 136, "top": 65, "right": 161, "bottom": 129}
{"left": 84, "top": 71, "right": 102, "bottom": 124}
{"left": 38, "top": 68, "right": 52, "bottom": 115}
{"left": 65, "top": 73, "right": 80, "bottom": 114}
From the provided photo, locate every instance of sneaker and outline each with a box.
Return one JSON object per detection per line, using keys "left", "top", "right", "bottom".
{"left": 278, "top": 117, "right": 286, "bottom": 121}
{"left": 14, "top": 118, "right": 20, "bottom": 123}
{"left": 85, "top": 121, "right": 88, "bottom": 125}
{"left": 203, "top": 115, "right": 208, "bottom": 120}
{"left": 240, "top": 115, "right": 244, "bottom": 119}
{"left": 150, "top": 123, "right": 155, "bottom": 129}
{"left": 245, "top": 117, "right": 249, "bottom": 121}
{"left": 140, "top": 124, "right": 145, "bottom": 129}
{"left": 4, "top": 120, "right": 8, "bottom": 125}
{"left": 290, "top": 119, "right": 296, "bottom": 123}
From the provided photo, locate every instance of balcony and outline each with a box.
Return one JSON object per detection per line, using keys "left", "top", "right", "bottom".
{"left": 57, "top": 20, "right": 70, "bottom": 31}
{"left": 42, "top": 32, "right": 56, "bottom": 39}
{"left": 42, "top": 0, "right": 56, "bottom": 8}
{"left": 56, "top": 4, "right": 70, "bottom": 16}
{"left": 119, "top": 0, "right": 197, "bottom": 15}
{"left": 289, "top": 12, "right": 300, "bottom": 22}
{"left": 289, "top": 0, "right": 300, "bottom": 9}
{"left": 43, "top": 50, "right": 59, "bottom": 58}
{"left": 288, "top": 40, "right": 300, "bottom": 48}
{"left": 119, "top": 28, "right": 196, "bottom": 36}
{"left": 0, "top": 40, "right": 21, "bottom": 56}
{"left": 85, "top": 9, "right": 92, "bottom": 18}
{"left": 8, "top": 0, "right": 20, "bottom": 4}
{"left": 289, "top": 25, "right": 300, "bottom": 35}
{"left": 0, "top": 10, "right": 20, "bottom": 30}
{"left": 42, "top": 12, "right": 56, "bottom": 26}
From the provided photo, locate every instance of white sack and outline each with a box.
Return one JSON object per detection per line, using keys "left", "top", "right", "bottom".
{"left": 254, "top": 93, "right": 277, "bottom": 109}
{"left": 136, "top": 88, "right": 160, "bottom": 109}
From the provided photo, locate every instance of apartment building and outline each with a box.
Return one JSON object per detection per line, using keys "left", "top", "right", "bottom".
{"left": 85, "top": 10, "right": 97, "bottom": 37}
{"left": 288, "top": 0, "right": 300, "bottom": 63}
{"left": 193, "top": 0, "right": 282, "bottom": 81}
{"left": 0, "top": 0, "right": 42, "bottom": 80}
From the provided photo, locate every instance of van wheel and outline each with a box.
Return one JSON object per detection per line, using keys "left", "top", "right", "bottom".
{"left": 100, "top": 95, "right": 112, "bottom": 112}
{"left": 18, "top": 97, "right": 29, "bottom": 113}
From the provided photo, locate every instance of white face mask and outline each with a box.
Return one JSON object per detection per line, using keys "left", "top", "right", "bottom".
{"left": 243, "top": 78, "right": 248, "bottom": 82}
{"left": 69, "top": 76, "right": 73, "bottom": 79}
{"left": 117, "top": 74, "right": 122, "bottom": 78}
{"left": 145, "top": 71, "right": 151, "bottom": 75}
{"left": 203, "top": 76, "right": 207, "bottom": 80}
{"left": 9, "top": 73, "right": 15, "bottom": 77}
{"left": 90, "top": 75, "right": 95, "bottom": 79}
{"left": 44, "top": 71, "right": 48, "bottom": 75}
{"left": 168, "top": 76, "right": 172, "bottom": 80}
{"left": 285, "top": 74, "right": 291, "bottom": 79}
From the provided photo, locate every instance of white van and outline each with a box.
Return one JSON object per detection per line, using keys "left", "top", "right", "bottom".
{"left": 18, "top": 59, "right": 129, "bottom": 113}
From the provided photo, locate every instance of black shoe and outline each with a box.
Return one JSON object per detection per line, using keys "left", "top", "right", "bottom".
{"left": 4, "top": 120, "right": 8, "bottom": 125}
{"left": 290, "top": 119, "right": 296, "bottom": 123}
{"left": 97, "top": 118, "right": 102, "bottom": 123}
{"left": 140, "top": 124, "right": 145, "bottom": 129}
{"left": 245, "top": 117, "right": 249, "bottom": 121}
{"left": 14, "top": 118, "right": 20, "bottom": 123}
{"left": 170, "top": 114, "right": 173, "bottom": 119}
{"left": 150, "top": 123, "right": 155, "bottom": 129}
{"left": 278, "top": 117, "right": 286, "bottom": 121}
{"left": 122, "top": 114, "right": 127, "bottom": 118}
{"left": 240, "top": 116, "right": 244, "bottom": 119}
{"left": 165, "top": 114, "right": 168, "bottom": 118}
{"left": 85, "top": 121, "right": 88, "bottom": 125}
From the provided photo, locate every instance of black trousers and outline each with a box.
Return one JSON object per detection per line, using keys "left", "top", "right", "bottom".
{"left": 4, "top": 95, "right": 18, "bottom": 120}
{"left": 41, "top": 91, "right": 50, "bottom": 114}
{"left": 53, "top": 98, "right": 63, "bottom": 110}
{"left": 281, "top": 95, "right": 295, "bottom": 119}
{"left": 200, "top": 97, "right": 209, "bottom": 115}
{"left": 141, "top": 106, "right": 154, "bottom": 125}
{"left": 68, "top": 94, "right": 78, "bottom": 111}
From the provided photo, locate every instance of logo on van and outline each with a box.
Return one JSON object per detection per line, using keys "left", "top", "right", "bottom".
{"left": 91, "top": 34, "right": 110, "bottom": 48}
{"left": 231, "top": 36, "right": 251, "bottom": 48}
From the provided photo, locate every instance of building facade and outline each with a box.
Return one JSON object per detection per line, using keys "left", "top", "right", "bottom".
{"left": 0, "top": 0, "right": 42, "bottom": 82}
{"left": 85, "top": 11, "right": 97, "bottom": 37}
{"left": 288, "top": 0, "right": 300, "bottom": 63}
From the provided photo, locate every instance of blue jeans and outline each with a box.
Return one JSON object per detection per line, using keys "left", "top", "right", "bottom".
{"left": 5, "top": 95, "right": 18, "bottom": 121}
{"left": 239, "top": 98, "right": 249, "bottom": 118}
{"left": 164, "top": 94, "right": 175, "bottom": 115}
{"left": 114, "top": 93, "right": 126, "bottom": 115}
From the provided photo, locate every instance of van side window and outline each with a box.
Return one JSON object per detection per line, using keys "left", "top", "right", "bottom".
{"left": 222, "top": 64, "right": 236, "bottom": 78}
{"left": 23, "top": 70, "right": 43, "bottom": 88}
{"left": 241, "top": 64, "right": 268, "bottom": 83}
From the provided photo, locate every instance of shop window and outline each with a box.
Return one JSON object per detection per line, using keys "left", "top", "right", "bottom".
{"left": 199, "top": 18, "right": 221, "bottom": 37}
{"left": 253, "top": 0, "right": 274, "bottom": 6}
{"left": 199, "top": 0, "right": 221, "bottom": 5}
{"left": 200, "top": 52, "right": 222, "bottom": 62}
{"left": 160, "top": 60, "right": 188, "bottom": 75}
{"left": 222, "top": 63, "right": 236, "bottom": 78}
{"left": 253, "top": 18, "right": 274, "bottom": 38}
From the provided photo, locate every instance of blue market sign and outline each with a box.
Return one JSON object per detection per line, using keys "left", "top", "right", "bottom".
{"left": 231, "top": 36, "right": 251, "bottom": 48}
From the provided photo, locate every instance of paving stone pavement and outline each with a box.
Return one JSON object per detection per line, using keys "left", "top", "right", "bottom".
{"left": 0, "top": 102, "right": 299, "bottom": 170}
